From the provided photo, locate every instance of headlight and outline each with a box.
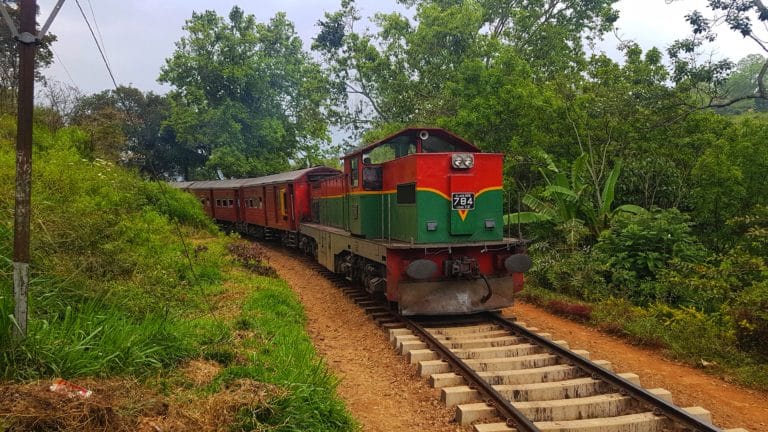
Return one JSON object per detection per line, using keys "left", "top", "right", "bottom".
{"left": 451, "top": 153, "right": 474, "bottom": 169}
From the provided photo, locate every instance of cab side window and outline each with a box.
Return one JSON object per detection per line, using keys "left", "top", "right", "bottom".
{"left": 350, "top": 157, "right": 359, "bottom": 187}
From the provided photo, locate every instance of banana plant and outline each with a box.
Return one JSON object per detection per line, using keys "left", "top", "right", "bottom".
{"left": 506, "top": 154, "right": 645, "bottom": 241}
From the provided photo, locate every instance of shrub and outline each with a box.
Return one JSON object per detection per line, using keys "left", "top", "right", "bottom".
{"left": 591, "top": 297, "right": 645, "bottom": 334}
{"left": 593, "top": 209, "right": 708, "bottom": 305}
{"left": 728, "top": 205, "right": 768, "bottom": 259}
{"left": 731, "top": 280, "right": 768, "bottom": 357}
{"left": 651, "top": 249, "right": 767, "bottom": 312}
{"left": 645, "top": 304, "right": 736, "bottom": 361}
{"left": 596, "top": 209, "right": 707, "bottom": 277}
{"left": 528, "top": 245, "right": 611, "bottom": 302}
{"left": 228, "top": 242, "right": 277, "bottom": 277}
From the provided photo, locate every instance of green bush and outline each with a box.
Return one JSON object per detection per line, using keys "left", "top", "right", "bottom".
{"left": 590, "top": 297, "right": 644, "bottom": 333}
{"left": 650, "top": 249, "right": 767, "bottom": 312}
{"left": 593, "top": 209, "right": 708, "bottom": 305}
{"left": 645, "top": 304, "right": 736, "bottom": 361}
{"left": 595, "top": 209, "right": 706, "bottom": 278}
{"left": 529, "top": 247, "right": 611, "bottom": 301}
{"left": 731, "top": 280, "right": 768, "bottom": 357}
{"left": 728, "top": 205, "right": 768, "bottom": 259}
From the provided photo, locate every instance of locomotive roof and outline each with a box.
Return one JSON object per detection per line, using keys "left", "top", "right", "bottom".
{"left": 175, "top": 166, "right": 340, "bottom": 190}
{"left": 344, "top": 127, "right": 481, "bottom": 158}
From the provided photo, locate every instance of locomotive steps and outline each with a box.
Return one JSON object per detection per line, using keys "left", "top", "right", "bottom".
{"left": 388, "top": 319, "right": 751, "bottom": 432}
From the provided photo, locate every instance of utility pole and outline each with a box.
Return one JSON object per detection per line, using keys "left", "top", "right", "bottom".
{"left": 12, "top": 0, "right": 37, "bottom": 338}
{"left": 0, "top": 0, "right": 65, "bottom": 338}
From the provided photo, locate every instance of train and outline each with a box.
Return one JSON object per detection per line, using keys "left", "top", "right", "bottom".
{"left": 171, "top": 127, "right": 531, "bottom": 315}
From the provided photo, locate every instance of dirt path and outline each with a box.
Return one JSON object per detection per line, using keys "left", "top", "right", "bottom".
{"left": 266, "top": 246, "right": 468, "bottom": 432}
{"left": 505, "top": 302, "right": 768, "bottom": 431}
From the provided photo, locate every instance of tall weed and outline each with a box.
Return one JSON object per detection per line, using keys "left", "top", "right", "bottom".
{"left": 0, "top": 298, "right": 197, "bottom": 379}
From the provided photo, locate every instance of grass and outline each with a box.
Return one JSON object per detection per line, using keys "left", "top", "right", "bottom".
{"left": 0, "top": 238, "right": 359, "bottom": 431}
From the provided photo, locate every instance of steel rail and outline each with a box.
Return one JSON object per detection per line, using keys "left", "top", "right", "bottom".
{"left": 490, "top": 313, "right": 723, "bottom": 432}
{"left": 402, "top": 316, "right": 540, "bottom": 432}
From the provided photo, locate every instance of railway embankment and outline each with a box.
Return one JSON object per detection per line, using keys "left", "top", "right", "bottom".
{"left": 0, "top": 132, "right": 356, "bottom": 430}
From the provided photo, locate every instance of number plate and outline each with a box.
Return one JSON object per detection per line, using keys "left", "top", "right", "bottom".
{"left": 451, "top": 192, "right": 475, "bottom": 210}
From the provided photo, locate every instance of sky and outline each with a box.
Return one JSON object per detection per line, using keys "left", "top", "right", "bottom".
{"left": 29, "top": 0, "right": 763, "bottom": 95}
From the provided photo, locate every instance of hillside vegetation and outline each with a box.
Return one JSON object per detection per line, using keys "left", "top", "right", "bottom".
{"left": 0, "top": 116, "right": 356, "bottom": 431}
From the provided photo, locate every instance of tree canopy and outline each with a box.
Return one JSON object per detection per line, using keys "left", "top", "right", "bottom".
{"left": 0, "top": 2, "right": 56, "bottom": 114}
{"left": 160, "top": 6, "right": 333, "bottom": 179}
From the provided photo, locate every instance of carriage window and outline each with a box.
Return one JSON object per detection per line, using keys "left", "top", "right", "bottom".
{"left": 280, "top": 189, "right": 288, "bottom": 217}
{"left": 216, "top": 199, "right": 222, "bottom": 207}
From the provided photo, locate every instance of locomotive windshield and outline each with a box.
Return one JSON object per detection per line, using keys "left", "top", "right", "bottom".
{"left": 421, "top": 135, "right": 463, "bottom": 153}
{"left": 363, "top": 135, "right": 416, "bottom": 164}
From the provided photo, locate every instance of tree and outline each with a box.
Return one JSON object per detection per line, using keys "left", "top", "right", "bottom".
{"left": 717, "top": 54, "right": 768, "bottom": 113}
{"left": 313, "top": 0, "right": 619, "bottom": 134}
{"left": 70, "top": 90, "right": 128, "bottom": 162}
{"left": 0, "top": 1, "right": 56, "bottom": 113}
{"left": 160, "top": 7, "right": 332, "bottom": 179}
{"left": 668, "top": 0, "right": 768, "bottom": 108}
{"left": 68, "top": 86, "right": 197, "bottom": 178}
{"left": 36, "top": 79, "right": 83, "bottom": 129}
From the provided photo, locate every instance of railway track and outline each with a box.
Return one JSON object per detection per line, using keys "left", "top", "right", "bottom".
{"left": 292, "top": 249, "right": 751, "bottom": 432}
{"left": 395, "top": 314, "right": 749, "bottom": 432}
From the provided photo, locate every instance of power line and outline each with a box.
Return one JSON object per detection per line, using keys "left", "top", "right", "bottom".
{"left": 84, "top": 0, "right": 109, "bottom": 70}
{"left": 73, "top": 0, "right": 117, "bottom": 89}
{"left": 51, "top": 46, "right": 76, "bottom": 86}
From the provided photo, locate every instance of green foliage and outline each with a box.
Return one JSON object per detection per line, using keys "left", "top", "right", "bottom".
{"left": 507, "top": 154, "right": 644, "bottom": 246}
{"left": 160, "top": 7, "right": 332, "bottom": 178}
{"left": 731, "top": 280, "right": 768, "bottom": 357}
{"left": 728, "top": 205, "right": 768, "bottom": 258}
{"left": 314, "top": 0, "right": 619, "bottom": 136}
{"left": 215, "top": 277, "right": 358, "bottom": 432}
{"left": 0, "top": 119, "right": 225, "bottom": 378}
{"left": 670, "top": 2, "right": 768, "bottom": 108}
{"left": 646, "top": 248, "right": 767, "bottom": 312}
{"left": 527, "top": 246, "right": 610, "bottom": 302}
{"left": 689, "top": 144, "right": 746, "bottom": 249}
{"left": 594, "top": 209, "right": 706, "bottom": 291}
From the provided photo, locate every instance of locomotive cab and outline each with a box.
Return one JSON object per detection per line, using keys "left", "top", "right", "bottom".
{"left": 342, "top": 128, "right": 505, "bottom": 244}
